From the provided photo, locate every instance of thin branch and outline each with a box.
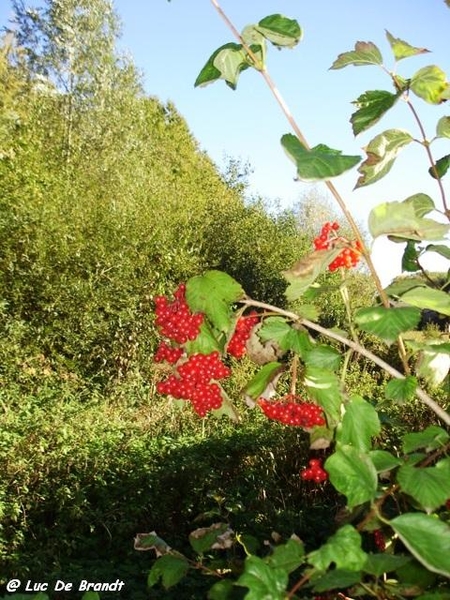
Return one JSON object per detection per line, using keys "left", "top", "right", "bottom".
{"left": 241, "top": 298, "right": 450, "bottom": 427}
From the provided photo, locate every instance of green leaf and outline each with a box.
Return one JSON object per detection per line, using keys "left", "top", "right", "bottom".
{"left": 351, "top": 90, "right": 400, "bottom": 136}
{"left": 189, "top": 523, "right": 231, "bottom": 554}
{"left": 355, "top": 306, "right": 421, "bottom": 344}
{"left": 266, "top": 538, "right": 305, "bottom": 573}
{"left": 436, "top": 116, "right": 450, "bottom": 139}
{"left": 186, "top": 270, "right": 244, "bottom": 332}
{"left": 401, "top": 286, "right": 450, "bottom": 316}
{"left": 397, "top": 463, "right": 450, "bottom": 512}
{"left": 258, "top": 317, "right": 314, "bottom": 356}
{"left": 429, "top": 154, "right": 450, "bottom": 179}
{"left": 148, "top": 554, "right": 189, "bottom": 589}
{"left": 385, "top": 376, "right": 418, "bottom": 403}
{"left": 337, "top": 395, "right": 381, "bottom": 452}
{"left": 402, "top": 425, "right": 450, "bottom": 453}
{"left": 304, "top": 367, "right": 344, "bottom": 427}
{"left": 207, "top": 579, "right": 235, "bottom": 600}
{"left": 330, "top": 41, "right": 383, "bottom": 69}
{"left": 81, "top": 594, "right": 100, "bottom": 600}
{"left": 426, "top": 244, "right": 450, "bottom": 260}
{"left": 363, "top": 553, "right": 412, "bottom": 576}
{"left": 185, "top": 321, "right": 222, "bottom": 355}
{"left": 390, "top": 513, "right": 450, "bottom": 577}
{"left": 369, "top": 196, "right": 449, "bottom": 241}
{"left": 402, "top": 240, "right": 420, "bottom": 272}
{"left": 281, "top": 134, "right": 361, "bottom": 181}
{"left": 212, "top": 387, "right": 240, "bottom": 423}
{"left": 325, "top": 446, "right": 378, "bottom": 508}
{"left": 385, "top": 31, "right": 430, "bottom": 61}
{"left": 308, "top": 524, "right": 367, "bottom": 571}
{"left": 410, "top": 65, "right": 450, "bottom": 104}
{"left": 312, "top": 569, "right": 362, "bottom": 592}
{"left": 237, "top": 555, "right": 288, "bottom": 600}
{"left": 256, "top": 14, "right": 302, "bottom": 48}
{"left": 283, "top": 247, "right": 345, "bottom": 300}
{"left": 134, "top": 532, "right": 171, "bottom": 554}
{"left": 355, "top": 129, "right": 413, "bottom": 188}
{"left": 195, "top": 43, "right": 243, "bottom": 87}
{"left": 384, "top": 278, "right": 427, "bottom": 298}
{"left": 369, "top": 450, "right": 403, "bottom": 473}
{"left": 304, "top": 345, "right": 342, "bottom": 371}
{"left": 244, "top": 362, "right": 283, "bottom": 400}
{"left": 194, "top": 43, "right": 251, "bottom": 89}
{"left": 416, "top": 347, "right": 450, "bottom": 386}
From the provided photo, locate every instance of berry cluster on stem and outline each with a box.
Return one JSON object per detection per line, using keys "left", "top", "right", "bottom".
{"left": 313, "top": 222, "right": 362, "bottom": 271}
{"left": 154, "top": 283, "right": 204, "bottom": 344}
{"left": 258, "top": 395, "right": 326, "bottom": 428}
{"left": 300, "top": 458, "right": 328, "bottom": 483}
{"left": 227, "top": 312, "right": 259, "bottom": 358}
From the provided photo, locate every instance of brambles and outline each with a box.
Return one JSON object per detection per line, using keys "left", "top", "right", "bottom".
{"left": 227, "top": 312, "right": 259, "bottom": 358}
{"left": 154, "top": 284, "right": 204, "bottom": 344}
{"left": 313, "top": 222, "right": 363, "bottom": 271}
{"left": 258, "top": 396, "right": 326, "bottom": 428}
{"left": 300, "top": 458, "right": 328, "bottom": 483}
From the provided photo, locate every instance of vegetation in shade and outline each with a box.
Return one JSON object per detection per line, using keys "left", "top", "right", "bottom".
{"left": 0, "top": 1, "right": 449, "bottom": 600}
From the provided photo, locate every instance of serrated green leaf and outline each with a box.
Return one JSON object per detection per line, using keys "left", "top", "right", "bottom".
{"left": 390, "top": 513, "right": 450, "bottom": 577}
{"left": 384, "top": 278, "right": 427, "bottom": 298}
{"left": 304, "top": 345, "right": 341, "bottom": 371}
{"left": 283, "top": 247, "right": 345, "bottom": 300}
{"left": 337, "top": 395, "right": 381, "bottom": 452}
{"left": 237, "top": 555, "right": 288, "bottom": 600}
{"left": 195, "top": 43, "right": 245, "bottom": 88}
{"left": 351, "top": 90, "right": 399, "bottom": 136}
{"left": 185, "top": 321, "right": 222, "bottom": 355}
{"left": 281, "top": 134, "right": 361, "bottom": 181}
{"left": 148, "top": 554, "right": 189, "bottom": 589}
{"left": 355, "top": 306, "right": 421, "bottom": 343}
{"left": 244, "top": 362, "right": 283, "bottom": 400}
{"left": 186, "top": 270, "right": 244, "bottom": 332}
{"left": 189, "top": 523, "right": 231, "bottom": 554}
{"left": 330, "top": 41, "right": 383, "bottom": 69}
{"left": 304, "top": 367, "right": 344, "bottom": 427}
{"left": 406, "top": 192, "right": 436, "bottom": 217}
{"left": 429, "top": 154, "right": 450, "bottom": 180}
{"left": 308, "top": 525, "right": 368, "bottom": 571}
{"left": 369, "top": 196, "right": 449, "bottom": 241}
{"left": 266, "top": 538, "right": 305, "bottom": 573}
{"left": 325, "top": 447, "right": 378, "bottom": 508}
{"left": 363, "top": 553, "right": 412, "bottom": 576}
{"left": 436, "top": 116, "right": 450, "bottom": 139}
{"left": 213, "top": 45, "right": 251, "bottom": 90}
{"left": 402, "top": 425, "right": 450, "bottom": 453}
{"left": 312, "top": 569, "right": 362, "bottom": 592}
{"left": 402, "top": 240, "right": 420, "bottom": 272}
{"left": 410, "top": 65, "right": 450, "bottom": 104}
{"left": 401, "top": 286, "right": 450, "bottom": 316}
{"left": 258, "top": 317, "right": 314, "bottom": 356}
{"left": 355, "top": 129, "right": 413, "bottom": 188}
{"left": 385, "top": 376, "right": 418, "bottom": 403}
{"left": 426, "top": 244, "right": 450, "bottom": 260}
{"left": 369, "top": 450, "right": 403, "bottom": 473}
{"left": 397, "top": 464, "right": 450, "bottom": 512}
{"left": 256, "top": 14, "right": 302, "bottom": 48}
{"left": 385, "top": 31, "right": 430, "bottom": 61}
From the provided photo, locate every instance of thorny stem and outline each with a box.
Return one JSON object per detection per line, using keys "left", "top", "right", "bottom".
{"left": 241, "top": 297, "right": 450, "bottom": 427}
{"left": 210, "top": 0, "right": 412, "bottom": 375}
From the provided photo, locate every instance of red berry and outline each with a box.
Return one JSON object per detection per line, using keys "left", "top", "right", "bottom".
{"left": 227, "top": 312, "right": 259, "bottom": 358}
{"left": 258, "top": 395, "right": 326, "bottom": 428}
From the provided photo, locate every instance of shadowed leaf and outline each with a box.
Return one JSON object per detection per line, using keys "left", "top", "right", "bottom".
{"left": 351, "top": 90, "right": 399, "bottom": 136}
{"left": 330, "top": 41, "right": 383, "bottom": 69}
{"left": 256, "top": 14, "right": 302, "bottom": 48}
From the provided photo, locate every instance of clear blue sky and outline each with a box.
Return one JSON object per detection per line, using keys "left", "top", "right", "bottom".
{"left": 1, "top": 0, "right": 449, "bottom": 284}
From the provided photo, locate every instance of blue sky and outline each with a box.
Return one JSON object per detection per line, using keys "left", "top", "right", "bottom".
{"left": 1, "top": 0, "right": 449, "bottom": 284}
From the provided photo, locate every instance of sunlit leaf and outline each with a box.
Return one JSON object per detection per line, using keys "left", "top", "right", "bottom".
{"left": 237, "top": 555, "right": 288, "bottom": 600}
{"left": 397, "top": 463, "right": 450, "bottom": 512}
{"left": 355, "top": 129, "right": 413, "bottom": 188}
{"left": 363, "top": 553, "right": 411, "bottom": 576}
{"left": 401, "top": 287, "right": 450, "bottom": 316}
{"left": 355, "top": 306, "right": 421, "bottom": 343}
{"left": 283, "top": 247, "right": 345, "bottom": 300}
{"left": 308, "top": 525, "right": 367, "bottom": 571}
{"left": 369, "top": 450, "right": 403, "bottom": 473}
{"left": 410, "top": 65, "right": 450, "bottom": 104}
{"left": 148, "top": 554, "right": 189, "bottom": 589}
{"left": 337, "top": 395, "right": 381, "bottom": 452}
{"left": 312, "top": 569, "right": 362, "bottom": 592}
{"left": 244, "top": 362, "right": 283, "bottom": 400}
{"left": 189, "top": 523, "right": 232, "bottom": 554}
{"left": 416, "top": 347, "right": 450, "bottom": 386}
{"left": 385, "top": 376, "right": 418, "bottom": 403}
{"left": 281, "top": 134, "right": 361, "bottom": 181}
{"left": 384, "top": 278, "right": 427, "bottom": 298}
{"left": 402, "top": 425, "right": 449, "bottom": 453}
{"left": 304, "top": 367, "right": 344, "bottom": 426}
{"left": 330, "top": 41, "right": 383, "bottom": 69}
{"left": 351, "top": 90, "right": 399, "bottom": 136}
{"left": 258, "top": 317, "right": 314, "bottom": 356}
{"left": 402, "top": 240, "right": 420, "bottom": 272}
{"left": 390, "top": 513, "right": 450, "bottom": 577}
{"left": 436, "top": 116, "right": 450, "bottom": 138}
{"left": 194, "top": 42, "right": 250, "bottom": 89}
{"left": 325, "top": 447, "right": 378, "bottom": 508}
{"left": 426, "top": 243, "right": 450, "bottom": 259}
{"left": 429, "top": 154, "right": 450, "bottom": 179}
{"left": 256, "top": 14, "right": 302, "bottom": 48}
{"left": 266, "top": 538, "right": 305, "bottom": 573}
{"left": 304, "top": 344, "right": 341, "bottom": 371}
{"left": 385, "top": 31, "right": 430, "bottom": 61}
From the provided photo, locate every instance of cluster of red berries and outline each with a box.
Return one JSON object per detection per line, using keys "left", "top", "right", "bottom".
{"left": 227, "top": 312, "right": 259, "bottom": 358}
{"left": 156, "top": 352, "right": 231, "bottom": 417}
{"left": 258, "top": 395, "right": 326, "bottom": 428}
{"left": 313, "top": 222, "right": 363, "bottom": 271}
{"left": 154, "top": 341, "right": 184, "bottom": 365}
{"left": 154, "top": 284, "right": 204, "bottom": 344}
{"left": 301, "top": 458, "right": 328, "bottom": 483}
{"left": 373, "top": 529, "right": 386, "bottom": 552}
